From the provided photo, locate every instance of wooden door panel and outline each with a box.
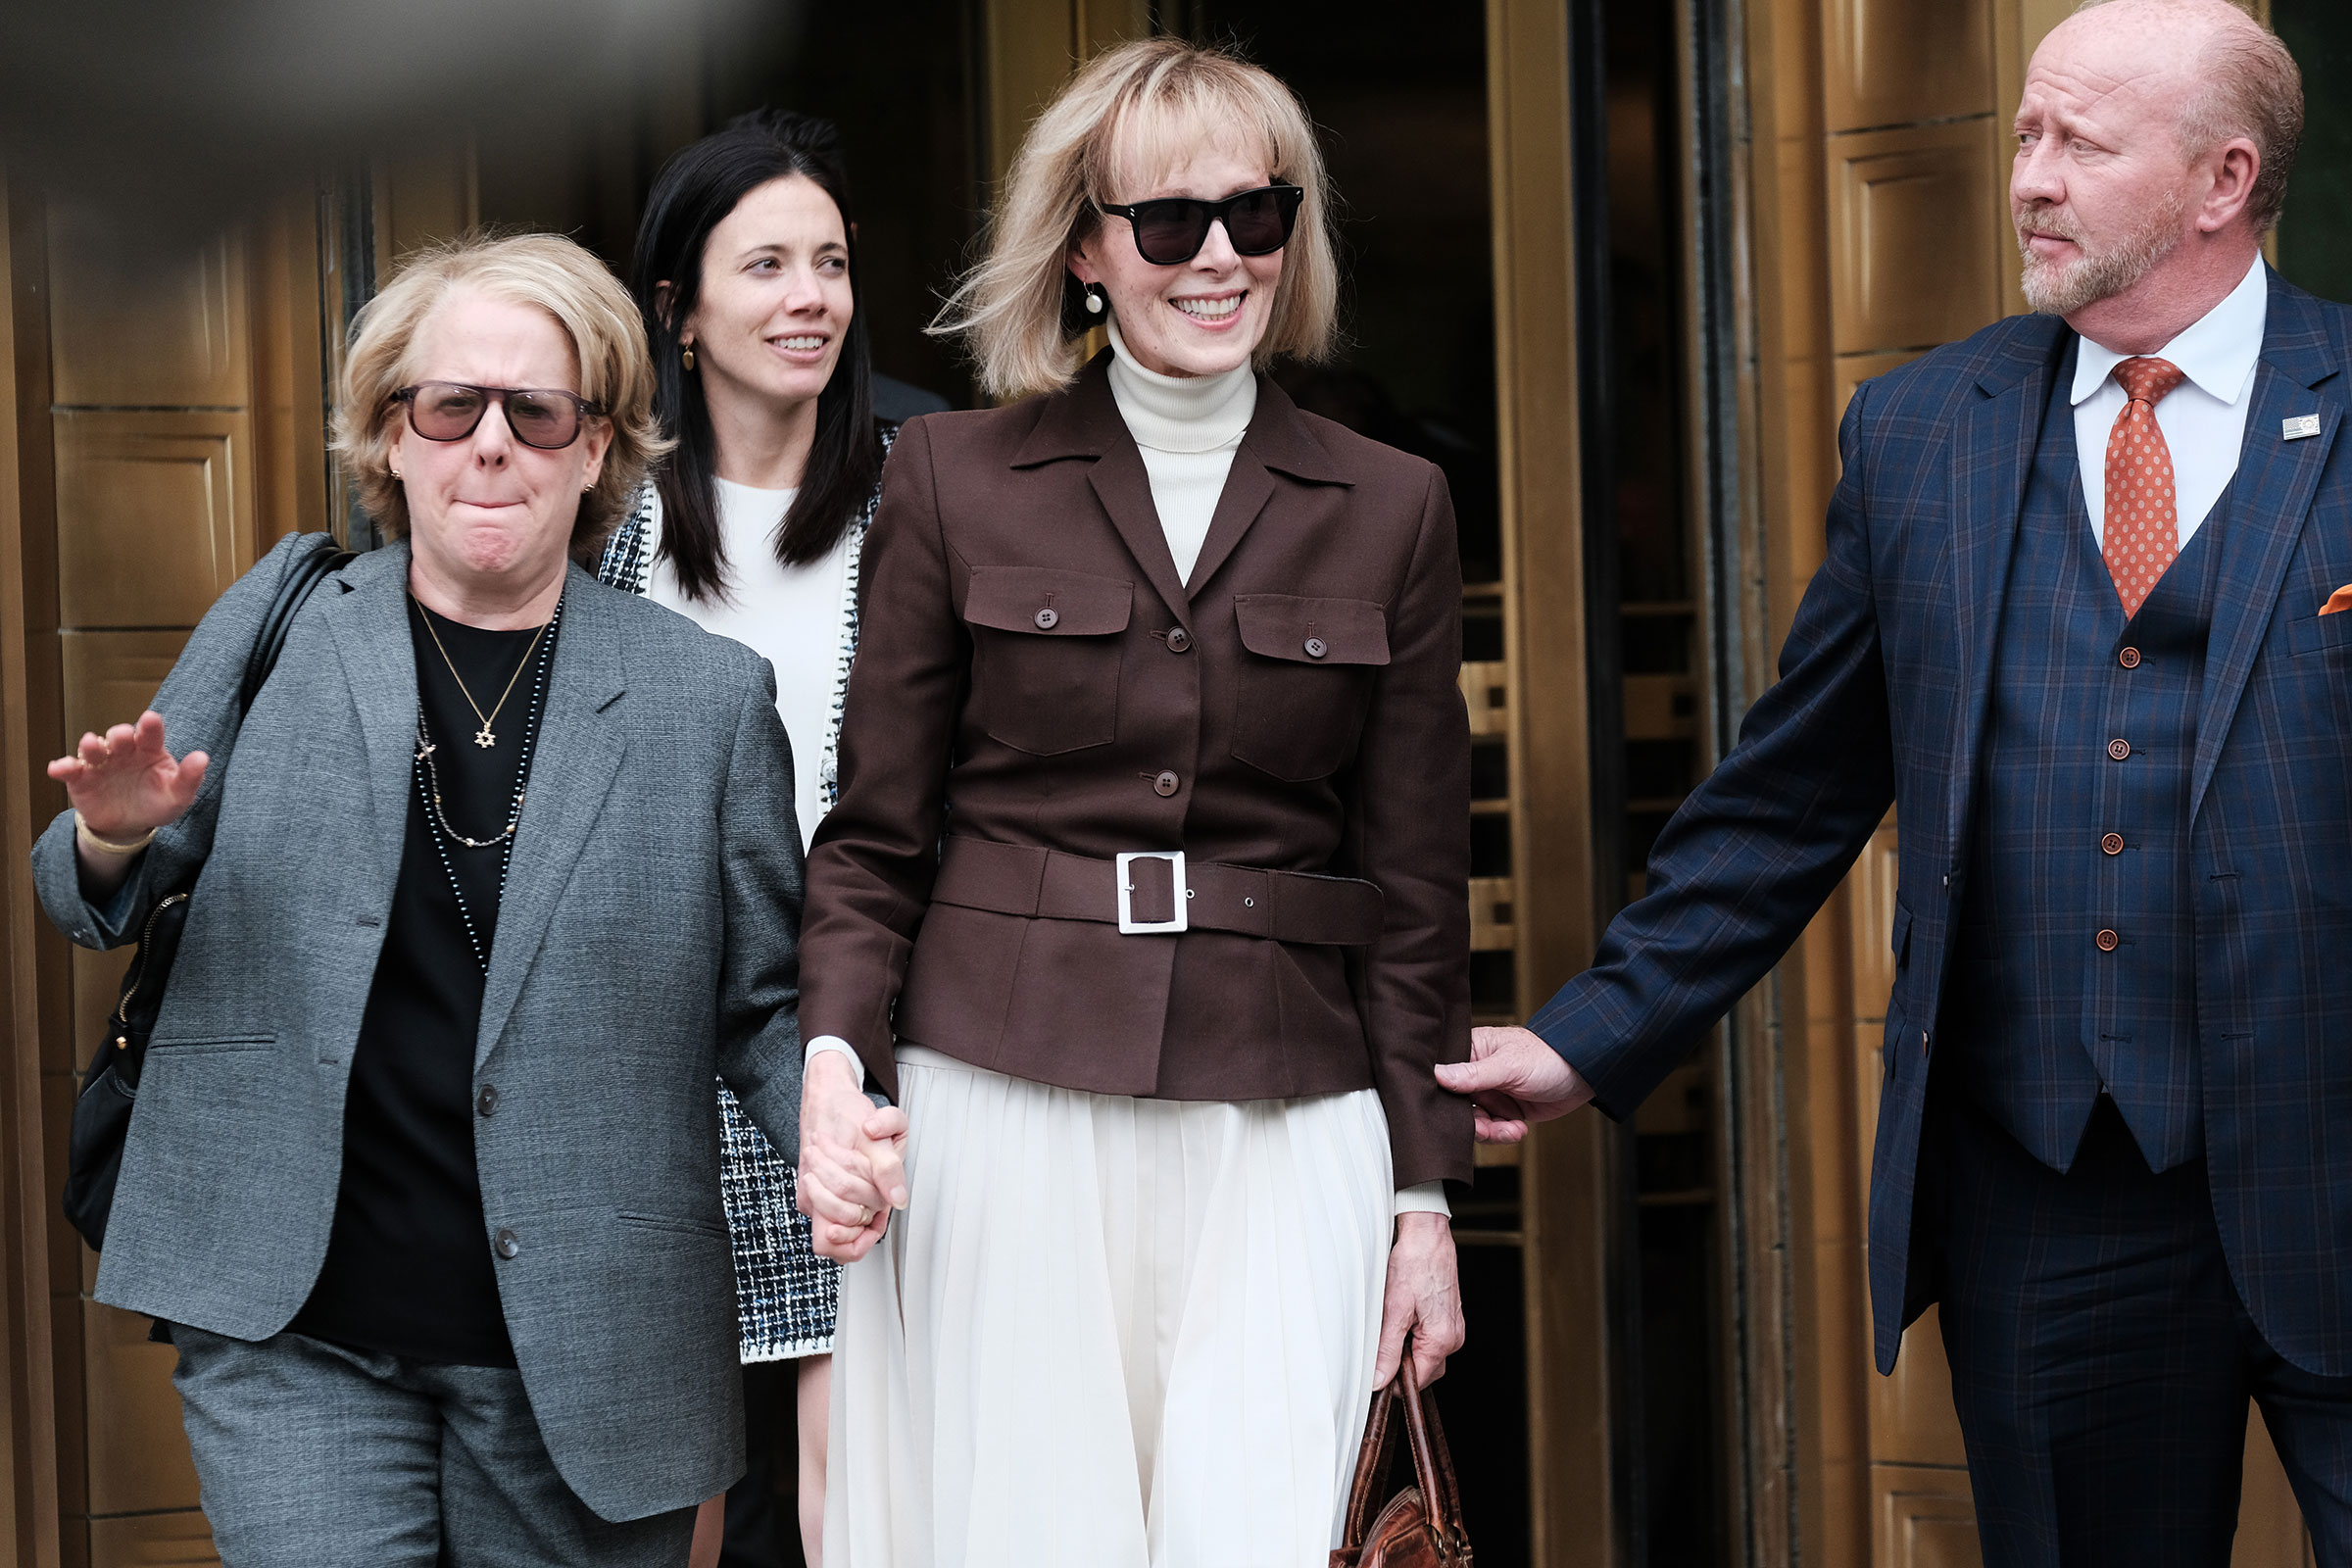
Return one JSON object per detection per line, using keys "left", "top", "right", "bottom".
{"left": 1821, "top": 0, "right": 1994, "bottom": 133}
{"left": 1875, "top": 1466, "right": 1980, "bottom": 1568}
{"left": 86, "top": 1507, "right": 217, "bottom": 1568}
{"left": 76, "top": 1300, "right": 199, "bottom": 1520}
{"left": 46, "top": 210, "right": 247, "bottom": 411}
{"left": 54, "top": 415, "right": 253, "bottom": 629}
{"left": 1828, "top": 121, "right": 2003, "bottom": 356}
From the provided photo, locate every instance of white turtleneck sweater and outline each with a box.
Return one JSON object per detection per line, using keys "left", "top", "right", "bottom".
{"left": 808, "top": 320, "right": 1449, "bottom": 1219}
{"left": 1104, "top": 316, "right": 1256, "bottom": 583}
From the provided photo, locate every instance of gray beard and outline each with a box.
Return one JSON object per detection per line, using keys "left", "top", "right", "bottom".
{"left": 2018, "top": 198, "right": 2186, "bottom": 316}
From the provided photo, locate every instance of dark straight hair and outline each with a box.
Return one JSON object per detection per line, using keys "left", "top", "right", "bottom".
{"left": 632, "top": 109, "right": 880, "bottom": 602}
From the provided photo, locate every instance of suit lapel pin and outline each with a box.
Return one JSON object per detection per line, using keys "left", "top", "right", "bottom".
{"left": 2282, "top": 413, "right": 2323, "bottom": 441}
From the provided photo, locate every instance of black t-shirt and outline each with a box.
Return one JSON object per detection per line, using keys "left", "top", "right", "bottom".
{"left": 289, "top": 595, "right": 559, "bottom": 1366}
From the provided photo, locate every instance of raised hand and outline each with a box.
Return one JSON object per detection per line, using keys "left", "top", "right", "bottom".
{"left": 796, "top": 1051, "right": 908, "bottom": 1263}
{"left": 48, "top": 711, "right": 208, "bottom": 843}
{"left": 1435, "top": 1024, "right": 1595, "bottom": 1144}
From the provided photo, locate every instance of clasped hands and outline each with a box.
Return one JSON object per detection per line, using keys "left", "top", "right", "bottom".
{"left": 797, "top": 1051, "right": 908, "bottom": 1262}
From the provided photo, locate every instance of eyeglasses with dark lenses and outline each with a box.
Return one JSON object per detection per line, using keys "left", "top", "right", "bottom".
{"left": 1096, "top": 183, "right": 1305, "bottom": 268}
{"left": 394, "top": 382, "right": 606, "bottom": 451}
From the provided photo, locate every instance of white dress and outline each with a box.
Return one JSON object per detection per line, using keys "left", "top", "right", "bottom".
{"left": 823, "top": 332, "right": 1432, "bottom": 1565}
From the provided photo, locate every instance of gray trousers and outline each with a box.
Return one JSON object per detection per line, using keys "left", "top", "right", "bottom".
{"left": 170, "top": 1325, "right": 699, "bottom": 1568}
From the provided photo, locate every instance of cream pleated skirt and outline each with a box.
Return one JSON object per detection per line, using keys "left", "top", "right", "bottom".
{"left": 824, "top": 1046, "right": 1396, "bottom": 1568}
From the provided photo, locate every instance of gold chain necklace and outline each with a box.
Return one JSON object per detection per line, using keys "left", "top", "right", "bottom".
{"left": 411, "top": 595, "right": 551, "bottom": 748}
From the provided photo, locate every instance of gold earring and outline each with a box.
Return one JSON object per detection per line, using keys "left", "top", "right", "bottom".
{"left": 582, "top": 482, "right": 595, "bottom": 494}
{"left": 390, "top": 468, "right": 402, "bottom": 480}
{"left": 681, "top": 345, "right": 696, "bottom": 371}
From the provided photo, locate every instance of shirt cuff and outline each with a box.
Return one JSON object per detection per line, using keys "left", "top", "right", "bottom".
{"left": 1393, "top": 1181, "right": 1451, "bottom": 1218}
{"left": 804, "top": 1035, "right": 866, "bottom": 1090}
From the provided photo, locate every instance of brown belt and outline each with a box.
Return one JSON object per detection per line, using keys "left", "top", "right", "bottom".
{"left": 930, "top": 836, "right": 1386, "bottom": 945}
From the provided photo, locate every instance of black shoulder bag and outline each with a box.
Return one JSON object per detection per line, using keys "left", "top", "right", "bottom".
{"left": 62, "top": 536, "right": 355, "bottom": 1251}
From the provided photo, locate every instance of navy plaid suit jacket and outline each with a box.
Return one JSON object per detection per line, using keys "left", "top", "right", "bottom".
{"left": 1531, "top": 271, "right": 2352, "bottom": 1376}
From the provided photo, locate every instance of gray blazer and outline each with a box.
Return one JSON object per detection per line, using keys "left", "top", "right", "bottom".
{"left": 33, "top": 534, "right": 807, "bottom": 1523}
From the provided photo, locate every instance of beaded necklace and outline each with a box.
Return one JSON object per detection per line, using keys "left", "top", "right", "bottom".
{"left": 410, "top": 593, "right": 563, "bottom": 970}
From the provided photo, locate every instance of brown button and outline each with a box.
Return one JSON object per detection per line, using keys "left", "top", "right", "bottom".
{"left": 2096, "top": 929, "right": 2121, "bottom": 953}
{"left": 2118, "top": 647, "right": 2141, "bottom": 669}
{"left": 494, "top": 1227, "right": 520, "bottom": 1259}
{"left": 1921, "top": 1029, "right": 1931, "bottom": 1058}
{"left": 1303, "top": 637, "right": 1329, "bottom": 660}
{"left": 2107, "top": 738, "right": 2132, "bottom": 760}
{"left": 1153, "top": 770, "right": 1180, "bottom": 797}
{"left": 1165, "top": 627, "right": 1192, "bottom": 653}
{"left": 2101, "top": 833, "right": 2125, "bottom": 856}
{"left": 1034, "top": 608, "right": 1059, "bottom": 630}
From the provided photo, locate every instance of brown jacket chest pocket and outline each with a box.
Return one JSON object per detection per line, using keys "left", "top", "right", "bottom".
{"left": 963, "top": 567, "right": 1133, "bottom": 755}
{"left": 1231, "top": 595, "right": 1390, "bottom": 781}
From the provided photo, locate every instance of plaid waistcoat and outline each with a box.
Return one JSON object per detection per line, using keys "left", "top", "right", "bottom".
{"left": 1950, "top": 363, "right": 2224, "bottom": 1175}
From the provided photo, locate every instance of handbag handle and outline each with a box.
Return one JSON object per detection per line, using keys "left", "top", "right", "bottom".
{"left": 1334, "top": 1361, "right": 1469, "bottom": 1558}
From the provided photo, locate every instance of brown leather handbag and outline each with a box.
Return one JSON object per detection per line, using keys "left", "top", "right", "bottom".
{"left": 1331, "top": 1367, "right": 1472, "bottom": 1567}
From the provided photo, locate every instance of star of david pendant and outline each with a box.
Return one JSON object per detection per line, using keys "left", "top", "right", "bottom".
{"left": 474, "top": 727, "right": 496, "bottom": 749}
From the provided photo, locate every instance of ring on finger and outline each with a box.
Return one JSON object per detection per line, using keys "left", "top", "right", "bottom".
{"left": 854, "top": 1204, "right": 874, "bottom": 1226}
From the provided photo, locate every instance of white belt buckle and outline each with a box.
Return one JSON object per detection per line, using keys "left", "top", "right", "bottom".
{"left": 1115, "top": 851, "right": 1189, "bottom": 935}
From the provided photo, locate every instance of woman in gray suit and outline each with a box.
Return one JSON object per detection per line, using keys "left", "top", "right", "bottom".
{"left": 35, "top": 232, "right": 806, "bottom": 1568}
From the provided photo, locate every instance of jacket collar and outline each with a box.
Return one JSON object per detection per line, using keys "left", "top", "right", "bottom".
{"left": 2187, "top": 273, "right": 2343, "bottom": 821}
{"left": 1007, "top": 353, "right": 1352, "bottom": 618}
{"left": 321, "top": 542, "right": 631, "bottom": 1065}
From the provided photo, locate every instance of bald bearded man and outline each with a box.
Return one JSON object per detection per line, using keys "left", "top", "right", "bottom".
{"left": 1445, "top": 2, "right": 2352, "bottom": 1561}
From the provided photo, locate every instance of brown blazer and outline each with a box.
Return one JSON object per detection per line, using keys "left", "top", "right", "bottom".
{"left": 801, "top": 354, "right": 1473, "bottom": 1188}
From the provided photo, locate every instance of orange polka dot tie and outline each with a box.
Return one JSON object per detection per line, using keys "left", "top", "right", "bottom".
{"left": 2102, "top": 356, "right": 2188, "bottom": 619}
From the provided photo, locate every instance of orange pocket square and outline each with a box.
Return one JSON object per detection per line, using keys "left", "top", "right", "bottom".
{"left": 2327, "top": 584, "right": 2352, "bottom": 616}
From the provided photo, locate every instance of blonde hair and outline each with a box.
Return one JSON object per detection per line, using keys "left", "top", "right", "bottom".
{"left": 935, "top": 37, "right": 1340, "bottom": 401}
{"left": 331, "top": 232, "right": 670, "bottom": 557}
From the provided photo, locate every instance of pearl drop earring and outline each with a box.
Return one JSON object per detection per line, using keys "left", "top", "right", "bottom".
{"left": 1084, "top": 283, "right": 1107, "bottom": 316}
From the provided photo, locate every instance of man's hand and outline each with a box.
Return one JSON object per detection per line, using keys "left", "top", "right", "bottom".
{"left": 1373, "top": 1211, "right": 1463, "bottom": 1391}
{"left": 796, "top": 1051, "right": 907, "bottom": 1263}
{"left": 1436, "top": 1025, "right": 1596, "bottom": 1143}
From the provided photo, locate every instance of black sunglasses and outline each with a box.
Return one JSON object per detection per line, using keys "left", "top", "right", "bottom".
{"left": 1096, "top": 183, "right": 1305, "bottom": 267}
{"left": 394, "top": 382, "right": 607, "bottom": 451}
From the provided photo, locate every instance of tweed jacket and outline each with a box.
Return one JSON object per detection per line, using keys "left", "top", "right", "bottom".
{"left": 32, "top": 535, "right": 807, "bottom": 1522}
{"left": 800, "top": 355, "right": 1475, "bottom": 1189}
{"left": 1530, "top": 273, "right": 2352, "bottom": 1376}
{"left": 596, "top": 426, "right": 892, "bottom": 1363}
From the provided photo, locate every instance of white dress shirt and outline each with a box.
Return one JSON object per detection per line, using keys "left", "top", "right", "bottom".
{"left": 2073, "top": 255, "right": 2269, "bottom": 547}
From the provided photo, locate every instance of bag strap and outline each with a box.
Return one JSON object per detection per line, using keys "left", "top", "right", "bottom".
{"left": 1396, "top": 1363, "right": 1469, "bottom": 1554}
{"left": 1337, "top": 1369, "right": 1402, "bottom": 1552}
{"left": 239, "top": 536, "right": 355, "bottom": 713}
{"left": 1333, "top": 1363, "right": 1472, "bottom": 1563}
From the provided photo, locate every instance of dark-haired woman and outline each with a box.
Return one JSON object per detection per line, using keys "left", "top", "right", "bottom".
{"left": 600, "top": 108, "right": 898, "bottom": 1568}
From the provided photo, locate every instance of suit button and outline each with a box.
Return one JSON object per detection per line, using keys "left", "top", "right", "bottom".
{"left": 1921, "top": 1030, "right": 1931, "bottom": 1058}
{"left": 494, "top": 1228, "right": 520, "bottom": 1260}
{"left": 476, "top": 1083, "right": 499, "bottom": 1116}
{"left": 1303, "top": 636, "right": 1328, "bottom": 659}
{"left": 2107, "top": 738, "right": 2132, "bottom": 760}
{"left": 1153, "top": 770, "right": 1180, "bottom": 797}
{"left": 2118, "top": 646, "right": 2141, "bottom": 668}
{"left": 1165, "top": 627, "right": 1192, "bottom": 653}
{"left": 2096, "top": 929, "right": 2121, "bottom": 953}
{"left": 1034, "top": 608, "right": 1059, "bottom": 630}
{"left": 2101, "top": 833, "right": 2125, "bottom": 856}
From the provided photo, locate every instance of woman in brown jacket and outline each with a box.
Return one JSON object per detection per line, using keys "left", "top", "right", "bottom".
{"left": 796, "top": 38, "right": 1473, "bottom": 1565}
